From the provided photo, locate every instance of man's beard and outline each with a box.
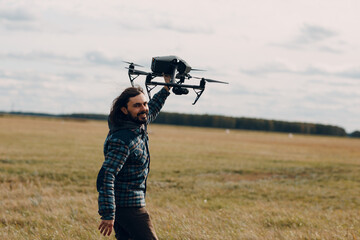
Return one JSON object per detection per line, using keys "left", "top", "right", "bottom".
{"left": 128, "top": 111, "right": 148, "bottom": 124}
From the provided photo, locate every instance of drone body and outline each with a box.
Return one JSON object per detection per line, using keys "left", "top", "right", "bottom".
{"left": 125, "top": 56, "right": 228, "bottom": 105}
{"left": 151, "top": 55, "right": 191, "bottom": 77}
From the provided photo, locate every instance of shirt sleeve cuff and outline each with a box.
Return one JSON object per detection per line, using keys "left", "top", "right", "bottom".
{"left": 101, "top": 215, "right": 114, "bottom": 220}
{"left": 161, "top": 87, "right": 171, "bottom": 96}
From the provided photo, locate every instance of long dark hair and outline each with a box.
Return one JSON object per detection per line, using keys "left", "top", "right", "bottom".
{"left": 109, "top": 86, "right": 144, "bottom": 125}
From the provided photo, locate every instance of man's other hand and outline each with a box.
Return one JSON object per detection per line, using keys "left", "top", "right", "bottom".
{"left": 98, "top": 219, "right": 114, "bottom": 236}
{"left": 163, "top": 74, "right": 172, "bottom": 91}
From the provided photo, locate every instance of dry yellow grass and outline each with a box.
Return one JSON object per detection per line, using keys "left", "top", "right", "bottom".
{"left": 0, "top": 115, "right": 359, "bottom": 239}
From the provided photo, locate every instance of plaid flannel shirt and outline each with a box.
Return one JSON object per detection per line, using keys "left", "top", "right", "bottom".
{"left": 97, "top": 88, "right": 170, "bottom": 220}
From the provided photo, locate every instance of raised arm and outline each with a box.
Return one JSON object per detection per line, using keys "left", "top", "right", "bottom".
{"left": 147, "top": 75, "right": 171, "bottom": 123}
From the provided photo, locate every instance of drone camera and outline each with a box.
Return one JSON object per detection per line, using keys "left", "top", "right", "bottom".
{"left": 172, "top": 87, "right": 189, "bottom": 95}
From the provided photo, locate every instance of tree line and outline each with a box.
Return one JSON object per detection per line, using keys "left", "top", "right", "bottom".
{"left": 152, "top": 112, "right": 347, "bottom": 136}
{"left": 2, "top": 111, "right": 357, "bottom": 137}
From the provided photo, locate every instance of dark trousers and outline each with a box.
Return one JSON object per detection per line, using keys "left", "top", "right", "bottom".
{"left": 114, "top": 207, "right": 158, "bottom": 240}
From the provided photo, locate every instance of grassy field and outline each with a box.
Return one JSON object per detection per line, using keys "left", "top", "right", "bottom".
{"left": 0, "top": 115, "right": 359, "bottom": 240}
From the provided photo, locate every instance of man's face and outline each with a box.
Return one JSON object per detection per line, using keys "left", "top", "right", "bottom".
{"left": 121, "top": 93, "right": 149, "bottom": 124}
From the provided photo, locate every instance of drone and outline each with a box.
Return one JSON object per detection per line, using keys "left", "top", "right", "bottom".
{"left": 125, "top": 55, "right": 228, "bottom": 105}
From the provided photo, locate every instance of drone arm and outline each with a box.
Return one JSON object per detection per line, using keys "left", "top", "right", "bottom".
{"left": 127, "top": 67, "right": 152, "bottom": 87}
{"left": 145, "top": 81, "right": 203, "bottom": 89}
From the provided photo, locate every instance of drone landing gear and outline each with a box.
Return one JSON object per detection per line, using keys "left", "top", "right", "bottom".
{"left": 128, "top": 66, "right": 139, "bottom": 87}
{"left": 192, "top": 79, "right": 206, "bottom": 105}
{"left": 192, "top": 88, "right": 205, "bottom": 105}
{"left": 145, "top": 74, "right": 156, "bottom": 98}
{"left": 144, "top": 74, "right": 205, "bottom": 105}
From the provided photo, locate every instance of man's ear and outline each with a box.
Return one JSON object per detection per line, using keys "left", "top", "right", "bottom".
{"left": 121, "top": 107, "right": 128, "bottom": 115}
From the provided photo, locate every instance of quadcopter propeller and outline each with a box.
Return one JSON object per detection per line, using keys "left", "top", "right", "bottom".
{"left": 125, "top": 67, "right": 149, "bottom": 75}
{"left": 191, "top": 68, "right": 206, "bottom": 72}
{"left": 193, "top": 76, "right": 228, "bottom": 84}
{"left": 123, "top": 61, "right": 144, "bottom": 67}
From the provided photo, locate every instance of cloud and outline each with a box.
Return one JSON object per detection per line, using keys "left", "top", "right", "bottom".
{"left": 85, "top": 51, "right": 124, "bottom": 66}
{"left": 0, "top": 68, "right": 66, "bottom": 83}
{"left": 240, "top": 62, "right": 360, "bottom": 80}
{"left": 116, "top": 15, "right": 213, "bottom": 35}
{"left": 336, "top": 67, "right": 360, "bottom": 79}
{"left": 0, "top": 7, "right": 39, "bottom": 31}
{"left": 0, "top": 8, "right": 35, "bottom": 22}
{"left": 304, "top": 90, "right": 359, "bottom": 105}
{"left": 317, "top": 46, "right": 343, "bottom": 54}
{"left": 1, "top": 51, "right": 78, "bottom": 62}
{"left": 155, "top": 21, "right": 213, "bottom": 34}
{"left": 0, "top": 67, "right": 115, "bottom": 112}
{"left": 2, "top": 22, "right": 39, "bottom": 31}
{"left": 272, "top": 24, "right": 343, "bottom": 53}
{"left": 1, "top": 50, "right": 128, "bottom": 68}
{"left": 295, "top": 24, "right": 337, "bottom": 44}
{"left": 240, "top": 62, "right": 293, "bottom": 76}
{"left": 118, "top": 21, "right": 148, "bottom": 31}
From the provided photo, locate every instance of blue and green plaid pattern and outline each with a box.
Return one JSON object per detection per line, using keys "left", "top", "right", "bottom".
{"left": 97, "top": 88, "right": 170, "bottom": 220}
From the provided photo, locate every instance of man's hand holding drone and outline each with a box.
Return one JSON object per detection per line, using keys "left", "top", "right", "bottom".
{"left": 163, "top": 74, "right": 172, "bottom": 92}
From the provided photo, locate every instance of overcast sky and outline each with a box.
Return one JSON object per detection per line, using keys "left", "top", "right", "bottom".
{"left": 1, "top": 0, "right": 359, "bottom": 132}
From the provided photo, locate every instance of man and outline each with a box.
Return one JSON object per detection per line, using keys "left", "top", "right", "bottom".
{"left": 97, "top": 76, "right": 171, "bottom": 239}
